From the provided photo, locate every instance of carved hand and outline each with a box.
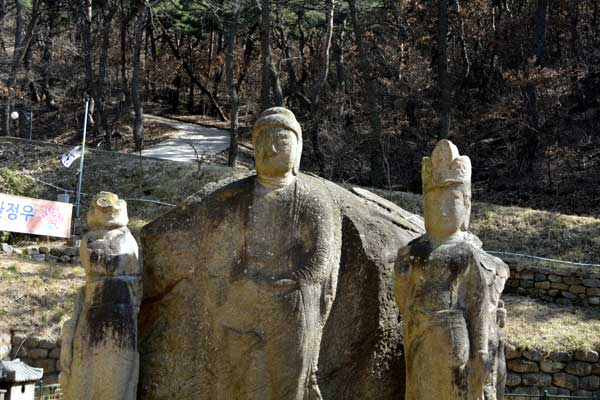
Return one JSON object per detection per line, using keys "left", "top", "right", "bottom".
{"left": 265, "top": 278, "right": 298, "bottom": 294}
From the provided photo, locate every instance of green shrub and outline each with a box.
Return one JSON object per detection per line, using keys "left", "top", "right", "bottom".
{"left": 0, "top": 167, "right": 38, "bottom": 196}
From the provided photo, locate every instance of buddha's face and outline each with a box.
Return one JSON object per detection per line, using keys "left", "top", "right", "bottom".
{"left": 424, "top": 186, "right": 469, "bottom": 240}
{"left": 254, "top": 128, "right": 299, "bottom": 179}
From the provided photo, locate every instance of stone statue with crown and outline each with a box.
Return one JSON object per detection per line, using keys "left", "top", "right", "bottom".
{"left": 394, "top": 140, "right": 509, "bottom": 400}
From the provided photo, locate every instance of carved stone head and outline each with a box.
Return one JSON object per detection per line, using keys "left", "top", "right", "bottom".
{"left": 422, "top": 140, "right": 472, "bottom": 242}
{"left": 252, "top": 107, "right": 302, "bottom": 188}
{"left": 87, "top": 191, "right": 129, "bottom": 229}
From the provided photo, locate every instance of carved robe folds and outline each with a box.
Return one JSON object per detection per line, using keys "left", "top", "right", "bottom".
{"left": 395, "top": 236, "right": 508, "bottom": 400}
{"left": 140, "top": 175, "right": 341, "bottom": 400}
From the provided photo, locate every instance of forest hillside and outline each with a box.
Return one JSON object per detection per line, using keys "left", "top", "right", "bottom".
{"left": 0, "top": 0, "right": 599, "bottom": 216}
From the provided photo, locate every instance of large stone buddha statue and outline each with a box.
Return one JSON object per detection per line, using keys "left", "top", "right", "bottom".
{"left": 138, "top": 107, "right": 424, "bottom": 399}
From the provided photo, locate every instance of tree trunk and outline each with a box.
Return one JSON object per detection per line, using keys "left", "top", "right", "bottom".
{"left": 308, "top": 0, "right": 335, "bottom": 174}
{"left": 269, "top": 63, "right": 284, "bottom": 106}
{"left": 235, "top": 22, "right": 257, "bottom": 92}
{"left": 454, "top": 0, "right": 470, "bottom": 80}
{"left": 569, "top": 1, "right": 580, "bottom": 62}
{"left": 226, "top": 0, "right": 240, "bottom": 166}
{"left": 132, "top": 3, "right": 148, "bottom": 152}
{"left": 4, "top": 0, "right": 23, "bottom": 136}
{"left": 436, "top": 0, "right": 450, "bottom": 139}
{"left": 211, "top": 30, "right": 225, "bottom": 104}
{"left": 96, "top": 4, "right": 116, "bottom": 149}
{"left": 348, "top": 0, "right": 385, "bottom": 186}
{"left": 532, "top": 0, "right": 548, "bottom": 65}
{"left": 23, "top": 30, "right": 40, "bottom": 103}
{"left": 520, "top": 0, "right": 548, "bottom": 174}
{"left": 333, "top": 17, "right": 347, "bottom": 125}
{"left": 187, "top": 81, "right": 195, "bottom": 113}
{"left": 80, "top": 0, "right": 95, "bottom": 127}
{"left": 0, "top": 0, "right": 6, "bottom": 55}
{"left": 41, "top": 0, "right": 59, "bottom": 110}
{"left": 162, "top": 31, "right": 228, "bottom": 121}
{"left": 259, "top": 0, "right": 272, "bottom": 111}
{"left": 120, "top": 10, "right": 130, "bottom": 105}
{"left": 333, "top": 17, "right": 346, "bottom": 95}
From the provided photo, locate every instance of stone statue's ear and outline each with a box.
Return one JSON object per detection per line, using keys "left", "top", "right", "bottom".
{"left": 460, "top": 196, "right": 471, "bottom": 231}
{"left": 293, "top": 135, "right": 302, "bottom": 175}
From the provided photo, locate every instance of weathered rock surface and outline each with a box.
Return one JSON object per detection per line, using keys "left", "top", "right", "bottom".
{"left": 138, "top": 175, "right": 424, "bottom": 400}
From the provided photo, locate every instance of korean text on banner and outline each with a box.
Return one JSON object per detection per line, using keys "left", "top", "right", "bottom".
{"left": 0, "top": 193, "right": 73, "bottom": 238}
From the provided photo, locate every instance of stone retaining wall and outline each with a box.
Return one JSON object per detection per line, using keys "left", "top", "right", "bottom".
{"left": 3, "top": 332, "right": 600, "bottom": 396}
{"left": 0, "top": 243, "right": 80, "bottom": 264}
{"left": 503, "top": 256, "right": 600, "bottom": 307}
{"left": 505, "top": 347, "right": 600, "bottom": 398}
{"left": 9, "top": 332, "right": 62, "bottom": 384}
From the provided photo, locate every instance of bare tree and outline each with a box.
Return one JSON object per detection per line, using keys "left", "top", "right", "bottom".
{"left": 519, "top": 0, "right": 548, "bottom": 173}
{"left": 0, "top": 0, "right": 7, "bottom": 55}
{"left": 41, "top": 0, "right": 60, "bottom": 110}
{"left": 226, "top": 0, "right": 240, "bottom": 166}
{"left": 132, "top": 1, "right": 149, "bottom": 152}
{"left": 348, "top": 0, "right": 385, "bottom": 186}
{"left": 308, "top": 0, "right": 335, "bottom": 173}
{"left": 4, "top": 0, "right": 40, "bottom": 136}
{"left": 3, "top": 0, "right": 24, "bottom": 136}
{"left": 259, "top": 0, "right": 271, "bottom": 111}
{"left": 258, "top": 0, "right": 282, "bottom": 111}
{"left": 96, "top": 1, "right": 117, "bottom": 149}
{"left": 436, "top": 0, "right": 450, "bottom": 139}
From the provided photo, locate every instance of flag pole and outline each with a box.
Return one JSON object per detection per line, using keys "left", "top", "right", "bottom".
{"left": 69, "top": 98, "right": 89, "bottom": 245}
{"left": 75, "top": 99, "right": 89, "bottom": 219}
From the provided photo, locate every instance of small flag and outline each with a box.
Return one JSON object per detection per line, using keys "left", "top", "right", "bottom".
{"left": 61, "top": 145, "right": 82, "bottom": 168}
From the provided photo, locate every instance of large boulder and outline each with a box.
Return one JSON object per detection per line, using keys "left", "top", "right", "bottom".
{"left": 138, "top": 174, "right": 424, "bottom": 399}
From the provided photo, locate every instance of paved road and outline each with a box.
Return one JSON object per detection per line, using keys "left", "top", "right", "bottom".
{"left": 141, "top": 114, "right": 230, "bottom": 162}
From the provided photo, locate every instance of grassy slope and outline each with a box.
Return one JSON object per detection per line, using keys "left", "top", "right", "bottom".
{"left": 1, "top": 137, "right": 599, "bottom": 351}
{"left": 0, "top": 256, "right": 84, "bottom": 338}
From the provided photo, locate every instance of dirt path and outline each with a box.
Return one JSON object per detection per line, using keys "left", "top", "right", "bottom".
{"left": 141, "top": 114, "right": 230, "bottom": 162}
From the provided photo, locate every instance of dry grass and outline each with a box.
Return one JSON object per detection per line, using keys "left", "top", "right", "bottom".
{"left": 503, "top": 294, "right": 600, "bottom": 352}
{"left": 0, "top": 256, "right": 84, "bottom": 337}
{"left": 368, "top": 189, "right": 600, "bottom": 263}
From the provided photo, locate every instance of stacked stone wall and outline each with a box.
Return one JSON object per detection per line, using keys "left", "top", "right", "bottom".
{"left": 504, "top": 258, "right": 600, "bottom": 306}
{"left": 8, "top": 332, "right": 62, "bottom": 384}
{"left": 3, "top": 332, "right": 600, "bottom": 396}
{"left": 0, "top": 243, "right": 80, "bottom": 264}
{"left": 505, "top": 348, "right": 600, "bottom": 398}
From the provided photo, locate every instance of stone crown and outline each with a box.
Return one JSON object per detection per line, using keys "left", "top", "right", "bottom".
{"left": 422, "top": 139, "right": 471, "bottom": 192}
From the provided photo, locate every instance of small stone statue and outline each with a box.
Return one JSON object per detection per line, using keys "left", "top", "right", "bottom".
{"left": 59, "top": 192, "right": 142, "bottom": 400}
{"left": 394, "top": 140, "right": 509, "bottom": 400}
